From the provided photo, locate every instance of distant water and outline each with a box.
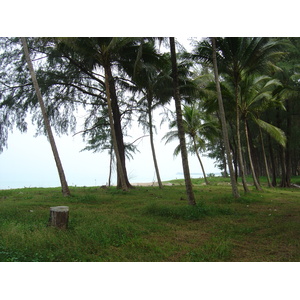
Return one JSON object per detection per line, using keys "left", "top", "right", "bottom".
{"left": 0, "top": 171, "right": 223, "bottom": 190}
{"left": 129, "top": 172, "right": 223, "bottom": 184}
{"left": 174, "top": 172, "right": 222, "bottom": 179}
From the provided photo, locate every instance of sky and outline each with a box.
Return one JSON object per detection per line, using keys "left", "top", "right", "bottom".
{"left": 0, "top": 38, "right": 221, "bottom": 190}
{"left": 0, "top": 105, "right": 221, "bottom": 189}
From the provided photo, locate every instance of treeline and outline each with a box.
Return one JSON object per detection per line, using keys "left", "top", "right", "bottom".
{"left": 0, "top": 37, "right": 299, "bottom": 202}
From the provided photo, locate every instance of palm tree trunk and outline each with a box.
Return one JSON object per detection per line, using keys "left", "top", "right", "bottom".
{"left": 221, "top": 142, "right": 228, "bottom": 177}
{"left": 21, "top": 37, "right": 70, "bottom": 197}
{"left": 147, "top": 96, "right": 163, "bottom": 189}
{"left": 229, "top": 122, "right": 238, "bottom": 182}
{"left": 192, "top": 136, "right": 209, "bottom": 185}
{"left": 266, "top": 114, "right": 277, "bottom": 186}
{"left": 211, "top": 37, "right": 240, "bottom": 198}
{"left": 244, "top": 119, "right": 262, "bottom": 191}
{"left": 104, "top": 63, "right": 128, "bottom": 191}
{"left": 170, "top": 37, "right": 196, "bottom": 205}
{"left": 276, "top": 107, "right": 288, "bottom": 188}
{"left": 235, "top": 85, "right": 250, "bottom": 193}
{"left": 285, "top": 99, "right": 292, "bottom": 187}
{"left": 259, "top": 127, "right": 272, "bottom": 187}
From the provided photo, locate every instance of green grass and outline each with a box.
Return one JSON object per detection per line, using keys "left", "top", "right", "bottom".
{"left": 0, "top": 176, "right": 300, "bottom": 262}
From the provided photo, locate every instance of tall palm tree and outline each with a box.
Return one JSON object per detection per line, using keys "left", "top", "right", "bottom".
{"left": 218, "top": 38, "right": 285, "bottom": 192}
{"left": 169, "top": 37, "right": 196, "bottom": 205}
{"left": 120, "top": 43, "right": 170, "bottom": 189}
{"left": 211, "top": 37, "right": 240, "bottom": 198}
{"left": 21, "top": 37, "right": 70, "bottom": 196}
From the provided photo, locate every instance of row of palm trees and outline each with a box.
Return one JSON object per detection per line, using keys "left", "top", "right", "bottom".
{"left": 0, "top": 37, "right": 299, "bottom": 202}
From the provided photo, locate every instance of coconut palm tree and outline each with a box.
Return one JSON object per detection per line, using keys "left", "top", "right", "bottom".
{"left": 193, "top": 37, "right": 285, "bottom": 192}
{"left": 169, "top": 37, "right": 196, "bottom": 205}
{"left": 21, "top": 37, "right": 71, "bottom": 196}
{"left": 239, "top": 74, "right": 286, "bottom": 190}
{"left": 163, "top": 103, "right": 219, "bottom": 185}
{"left": 211, "top": 38, "right": 239, "bottom": 197}
{"left": 271, "top": 37, "right": 300, "bottom": 187}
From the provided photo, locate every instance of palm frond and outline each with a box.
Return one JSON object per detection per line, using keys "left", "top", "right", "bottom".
{"left": 161, "top": 130, "right": 179, "bottom": 145}
{"left": 255, "top": 118, "right": 286, "bottom": 147}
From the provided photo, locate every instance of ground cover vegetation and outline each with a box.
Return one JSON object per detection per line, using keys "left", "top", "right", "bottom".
{"left": 0, "top": 176, "right": 299, "bottom": 262}
{"left": 0, "top": 37, "right": 300, "bottom": 261}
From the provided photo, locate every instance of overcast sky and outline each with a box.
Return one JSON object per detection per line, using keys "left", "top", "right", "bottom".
{"left": 0, "top": 105, "right": 221, "bottom": 189}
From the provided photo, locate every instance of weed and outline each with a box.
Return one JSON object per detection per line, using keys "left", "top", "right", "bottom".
{"left": 186, "top": 237, "right": 233, "bottom": 261}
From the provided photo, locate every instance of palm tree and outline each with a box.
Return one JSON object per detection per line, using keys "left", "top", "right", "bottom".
{"left": 211, "top": 37, "right": 240, "bottom": 198}
{"left": 163, "top": 104, "right": 219, "bottom": 185}
{"left": 169, "top": 37, "right": 196, "bottom": 205}
{"left": 239, "top": 74, "right": 286, "bottom": 190}
{"left": 271, "top": 37, "right": 300, "bottom": 187}
{"left": 21, "top": 37, "right": 70, "bottom": 196}
{"left": 120, "top": 43, "right": 170, "bottom": 189}
{"left": 195, "top": 37, "right": 285, "bottom": 192}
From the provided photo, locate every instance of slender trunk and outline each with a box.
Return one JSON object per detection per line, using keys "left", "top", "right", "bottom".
{"left": 147, "top": 94, "right": 163, "bottom": 189}
{"left": 211, "top": 37, "right": 240, "bottom": 198}
{"left": 235, "top": 85, "right": 250, "bottom": 193}
{"left": 105, "top": 63, "right": 132, "bottom": 189}
{"left": 268, "top": 135, "right": 277, "bottom": 186}
{"left": 244, "top": 119, "right": 262, "bottom": 191}
{"left": 21, "top": 37, "right": 70, "bottom": 197}
{"left": 108, "top": 143, "right": 114, "bottom": 187}
{"left": 285, "top": 99, "right": 292, "bottom": 187}
{"left": 229, "top": 122, "right": 238, "bottom": 182}
{"left": 276, "top": 107, "right": 288, "bottom": 187}
{"left": 266, "top": 115, "right": 277, "bottom": 186}
{"left": 221, "top": 143, "right": 228, "bottom": 177}
{"left": 279, "top": 147, "right": 287, "bottom": 187}
{"left": 104, "top": 63, "right": 128, "bottom": 191}
{"left": 192, "top": 136, "right": 209, "bottom": 185}
{"left": 170, "top": 37, "right": 196, "bottom": 205}
{"left": 248, "top": 124, "right": 261, "bottom": 182}
{"left": 259, "top": 127, "right": 272, "bottom": 187}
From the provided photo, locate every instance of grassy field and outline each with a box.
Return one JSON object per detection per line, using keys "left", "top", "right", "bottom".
{"left": 0, "top": 176, "right": 299, "bottom": 262}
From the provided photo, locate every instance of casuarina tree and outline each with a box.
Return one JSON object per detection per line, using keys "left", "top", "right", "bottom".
{"left": 21, "top": 37, "right": 71, "bottom": 196}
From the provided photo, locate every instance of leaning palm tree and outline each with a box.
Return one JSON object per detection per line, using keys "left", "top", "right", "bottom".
{"left": 21, "top": 37, "right": 70, "bottom": 196}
